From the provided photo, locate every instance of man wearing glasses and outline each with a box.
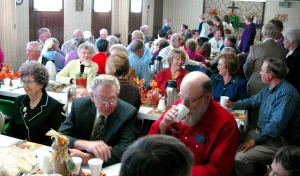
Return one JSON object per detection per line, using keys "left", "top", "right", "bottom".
{"left": 149, "top": 71, "right": 240, "bottom": 176}
{"left": 58, "top": 74, "right": 137, "bottom": 167}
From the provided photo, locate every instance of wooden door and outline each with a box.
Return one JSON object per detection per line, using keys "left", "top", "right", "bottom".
{"left": 152, "top": 0, "right": 163, "bottom": 40}
{"left": 128, "top": 0, "right": 143, "bottom": 45}
{"left": 91, "top": 0, "right": 112, "bottom": 40}
{"left": 29, "top": 0, "right": 64, "bottom": 48}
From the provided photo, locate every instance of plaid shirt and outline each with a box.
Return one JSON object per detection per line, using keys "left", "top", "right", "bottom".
{"left": 234, "top": 79, "right": 300, "bottom": 144}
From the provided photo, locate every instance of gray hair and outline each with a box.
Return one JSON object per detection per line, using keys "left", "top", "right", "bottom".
{"left": 84, "top": 34, "right": 95, "bottom": 44}
{"left": 73, "top": 29, "right": 83, "bottom": 38}
{"left": 19, "top": 61, "right": 49, "bottom": 90}
{"left": 109, "top": 44, "right": 128, "bottom": 54}
{"left": 130, "top": 39, "right": 144, "bottom": 53}
{"left": 222, "top": 47, "right": 235, "bottom": 54}
{"left": 26, "top": 41, "right": 42, "bottom": 52}
{"left": 262, "top": 23, "right": 276, "bottom": 38}
{"left": 90, "top": 74, "right": 120, "bottom": 95}
{"left": 107, "top": 35, "right": 119, "bottom": 46}
{"left": 43, "top": 38, "right": 60, "bottom": 52}
{"left": 37, "top": 28, "right": 50, "bottom": 37}
{"left": 171, "top": 33, "right": 182, "bottom": 43}
{"left": 77, "top": 42, "right": 96, "bottom": 56}
{"left": 282, "top": 27, "right": 300, "bottom": 45}
{"left": 140, "top": 25, "right": 149, "bottom": 32}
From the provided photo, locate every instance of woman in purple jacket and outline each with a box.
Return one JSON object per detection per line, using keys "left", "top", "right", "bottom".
{"left": 238, "top": 13, "right": 256, "bottom": 53}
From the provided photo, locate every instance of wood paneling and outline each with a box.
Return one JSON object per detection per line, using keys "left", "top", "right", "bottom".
{"left": 128, "top": 0, "right": 143, "bottom": 45}
{"left": 29, "top": 0, "right": 64, "bottom": 47}
{"left": 152, "top": 0, "right": 163, "bottom": 40}
{"left": 91, "top": 0, "right": 112, "bottom": 39}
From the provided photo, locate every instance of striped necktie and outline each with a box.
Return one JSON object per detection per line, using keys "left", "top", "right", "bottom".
{"left": 91, "top": 115, "right": 106, "bottom": 140}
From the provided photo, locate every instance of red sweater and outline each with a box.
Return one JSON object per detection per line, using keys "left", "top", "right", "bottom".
{"left": 149, "top": 99, "right": 240, "bottom": 176}
{"left": 155, "top": 67, "right": 189, "bottom": 92}
{"left": 91, "top": 52, "right": 108, "bottom": 74}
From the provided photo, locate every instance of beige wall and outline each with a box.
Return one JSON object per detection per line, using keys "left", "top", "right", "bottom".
{"left": 264, "top": 1, "right": 300, "bottom": 29}
{"left": 2, "top": 0, "right": 300, "bottom": 70}
{"left": 163, "top": 0, "right": 204, "bottom": 34}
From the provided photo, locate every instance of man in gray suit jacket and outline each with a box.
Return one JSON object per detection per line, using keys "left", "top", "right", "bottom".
{"left": 58, "top": 75, "right": 137, "bottom": 166}
{"left": 243, "top": 23, "right": 288, "bottom": 130}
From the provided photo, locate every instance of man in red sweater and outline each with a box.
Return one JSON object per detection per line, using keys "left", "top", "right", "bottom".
{"left": 149, "top": 71, "right": 240, "bottom": 176}
{"left": 92, "top": 38, "right": 109, "bottom": 74}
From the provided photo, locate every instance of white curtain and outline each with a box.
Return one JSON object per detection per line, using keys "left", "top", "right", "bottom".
{"left": 0, "top": 1, "right": 17, "bottom": 70}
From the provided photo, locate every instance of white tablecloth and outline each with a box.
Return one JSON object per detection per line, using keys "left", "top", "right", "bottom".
{"left": 0, "top": 134, "right": 121, "bottom": 176}
{"left": 0, "top": 86, "right": 67, "bottom": 104}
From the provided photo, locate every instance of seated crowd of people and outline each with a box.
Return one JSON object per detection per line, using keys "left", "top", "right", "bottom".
{"left": 2, "top": 12, "right": 300, "bottom": 176}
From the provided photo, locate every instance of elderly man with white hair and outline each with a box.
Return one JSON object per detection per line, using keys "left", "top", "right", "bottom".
{"left": 158, "top": 33, "right": 207, "bottom": 69}
{"left": 140, "top": 25, "right": 149, "bottom": 43}
{"left": 61, "top": 29, "right": 84, "bottom": 54}
{"left": 95, "top": 28, "right": 109, "bottom": 47}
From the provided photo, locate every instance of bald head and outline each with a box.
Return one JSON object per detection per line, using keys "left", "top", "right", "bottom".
{"left": 181, "top": 71, "right": 212, "bottom": 94}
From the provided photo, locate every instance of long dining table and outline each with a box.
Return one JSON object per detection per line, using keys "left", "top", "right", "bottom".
{"left": 0, "top": 134, "right": 121, "bottom": 176}
{"left": 137, "top": 106, "right": 248, "bottom": 132}
{"left": 0, "top": 86, "right": 248, "bottom": 132}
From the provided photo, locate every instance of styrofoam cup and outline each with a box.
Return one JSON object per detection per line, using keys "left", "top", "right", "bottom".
{"left": 38, "top": 152, "right": 53, "bottom": 174}
{"left": 72, "top": 157, "right": 82, "bottom": 175}
{"left": 12, "top": 79, "right": 19, "bottom": 88}
{"left": 4, "top": 78, "right": 11, "bottom": 87}
{"left": 88, "top": 158, "right": 103, "bottom": 176}
{"left": 174, "top": 104, "right": 190, "bottom": 122}
{"left": 220, "top": 96, "right": 229, "bottom": 107}
{"left": 150, "top": 65, "right": 155, "bottom": 72}
{"left": 157, "top": 99, "right": 166, "bottom": 110}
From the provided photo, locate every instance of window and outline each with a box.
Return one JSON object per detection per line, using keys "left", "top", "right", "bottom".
{"left": 34, "top": 0, "right": 62, "bottom": 11}
{"left": 131, "top": 0, "right": 142, "bottom": 13}
{"left": 94, "top": 0, "right": 112, "bottom": 12}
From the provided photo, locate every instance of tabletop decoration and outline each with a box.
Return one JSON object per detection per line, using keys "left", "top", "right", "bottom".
{"left": 0, "top": 64, "right": 20, "bottom": 85}
{"left": 133, "top": 77, "right": 165, "bottom": 108}
{"left": 46, "top": 129, "right": 76, "bottom": 176}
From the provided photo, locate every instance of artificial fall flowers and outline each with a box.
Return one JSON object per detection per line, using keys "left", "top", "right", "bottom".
{"left": 133, "top": 77, "right": 165, "bottom": 107}
{"left": 0, "top": 64, "right": 20, "bottom": 81}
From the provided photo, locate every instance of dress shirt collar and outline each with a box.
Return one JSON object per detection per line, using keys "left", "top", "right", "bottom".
{"left": 215, "top": 74, "right": 238, "bottom": 85}
{"left": 268, "top": 79, "right": 284, "bottom": 93}
{"left": 263, "top": 38, "right": 274, "bottom": 43}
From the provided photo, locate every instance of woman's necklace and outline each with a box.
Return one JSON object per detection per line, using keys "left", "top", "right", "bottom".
{"left": 171, "top": 69, "right": 180, "bottom": 80}
{"left": 29, "top": 93, "right": 42, "bottom": 109}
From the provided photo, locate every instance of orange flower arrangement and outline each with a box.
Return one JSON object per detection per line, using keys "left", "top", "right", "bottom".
{"left": 0, "top": 64, "right": 20, "bottom": 82}
{"left": 133, "top": 77, "right": 165, "bottom": 107}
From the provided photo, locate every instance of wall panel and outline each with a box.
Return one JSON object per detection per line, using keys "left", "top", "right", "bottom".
{"left": 163, "top": 0, "right": 204, "bottom": 34}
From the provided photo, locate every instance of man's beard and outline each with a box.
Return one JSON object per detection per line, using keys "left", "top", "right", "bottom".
{"left": 182, "top": 101, "right": 209, "bottom": 127}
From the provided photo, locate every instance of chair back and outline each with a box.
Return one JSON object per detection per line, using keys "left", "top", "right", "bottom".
{"left": 184, "top": 65, "right": 207, "bottom": 74}
{"left": 0, "top": 112, "right": 4, "bottom": 133}
{"left": 0, "top": 99, "right": 14, "bottom": 134}
{"left": 0, "top": 99, "right": 14, "bottom": 117}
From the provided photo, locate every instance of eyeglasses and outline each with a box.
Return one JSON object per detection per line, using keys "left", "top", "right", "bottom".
{"left": 94, "top": 96, "right": 117, "bottom": 105}
{"left": 80, "top": 51, "right": 92, "bottom": 55}
{"left": 177, "top": 93, "right": 206, "bottom": 104}
{"left": 26, "top": 50, "right": 38, "bottom": 53}
{"left": 22, "top": 80, "right": 36, "bottom": 86}
{"left": 266, "top": 165, "right": 280, "bottom": 176}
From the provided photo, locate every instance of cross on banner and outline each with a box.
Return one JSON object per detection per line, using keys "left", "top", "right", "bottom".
{"left": 228, "top": 2, "right": 239, "bottom": 13}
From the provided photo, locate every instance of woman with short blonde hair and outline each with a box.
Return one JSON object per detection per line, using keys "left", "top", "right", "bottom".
{"left": 155, "top": 48, "right": 189, "bottom": 92}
